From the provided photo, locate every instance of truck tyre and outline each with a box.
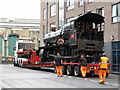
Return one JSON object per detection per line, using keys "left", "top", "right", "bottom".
{"left": 18, "top": 60, "right": 21, "bottom": 67}
{"left": 67, "top": 65, "right": 73, "bottom": 75}
{"left": 14, "top": 61, "right": 16, "bottom": 66}
{"left": 20, "top": 60, "right": 24, "bottom": 68}
{"left": 74, "top": 66, "right": 81, "bottom": 77}
{"left": 62, "top": 65, "right": 66, "bottom": 74}
{"left": 16, "top": 60, "right": 19, "bottom": 66}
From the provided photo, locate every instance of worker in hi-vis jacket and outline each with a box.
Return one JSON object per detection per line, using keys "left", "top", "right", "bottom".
{"left": 98, "top": 53, "right": 109, "bottom": 84}
{"left": 79, "top": 54, "right": 87, "bottom": 78}
{"left": 54, "top": 53, "right": 63, "bottom": 77}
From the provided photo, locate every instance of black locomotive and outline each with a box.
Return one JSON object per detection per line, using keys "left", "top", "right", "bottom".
{"left": 40, "top": 13, "right": 104, "bottom": 64}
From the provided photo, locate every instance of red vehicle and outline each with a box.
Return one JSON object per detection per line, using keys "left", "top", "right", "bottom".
{"left": 14, "top": 13, "right": 111, "bottom": 77}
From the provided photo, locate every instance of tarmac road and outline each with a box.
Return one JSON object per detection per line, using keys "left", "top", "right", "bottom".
{"left": 0, "top": 64, "right": 119, "bottom": 89}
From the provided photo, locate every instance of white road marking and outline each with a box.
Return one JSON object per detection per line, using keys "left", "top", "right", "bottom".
{"left": 90, "top": 80, "right": 98, "bottom": 82}
{"left": 75, "top": 77, "right": 82, "bottom": 79}
{"left": 68, "top": 76, "right": 73, "bottom": 78}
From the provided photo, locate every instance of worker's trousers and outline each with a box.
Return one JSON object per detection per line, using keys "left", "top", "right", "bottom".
{"left": 56, "top": 66, "right": 62, "bottom": 77}
{"left": 99, "top": 69, "right": 107, "bottom": 84}
{"left": 81, "top": 66, "right": 87, "bottom": 77}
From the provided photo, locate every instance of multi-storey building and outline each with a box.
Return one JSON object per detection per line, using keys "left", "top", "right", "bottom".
{"left": 40, "top": 0, "right": 120, "bottom": 73}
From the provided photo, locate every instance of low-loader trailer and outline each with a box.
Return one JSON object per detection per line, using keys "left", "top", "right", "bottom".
{"left": 14, "top": 13, "right": 110, "bottom": 77}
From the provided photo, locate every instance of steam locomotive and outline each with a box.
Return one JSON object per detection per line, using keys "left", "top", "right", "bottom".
{"left": 40, "top": 13, "right": 104, "bottom": 64}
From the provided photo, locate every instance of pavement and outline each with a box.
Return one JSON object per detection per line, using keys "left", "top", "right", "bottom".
{"left": 0, "top": 64, "right": 119, "bottom": 89}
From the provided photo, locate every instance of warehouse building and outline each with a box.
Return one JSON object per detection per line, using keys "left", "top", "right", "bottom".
{"left": 40, "top": 0, "right": 120, "bottom": 73}
{"left": 0, "top": 18, "right": 40, "bottom": 57}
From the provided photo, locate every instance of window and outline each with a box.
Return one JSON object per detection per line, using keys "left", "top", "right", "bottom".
{"left": 112, "top": 3, "right": 120, "bottom": 23}
{"left": 112, "top": 42, "right": 120, "bottom": 73}
{"left": 59, "top": 0, "right": 64, "bottom": 29}
{"left": 88, "top": 0, "right": 93, "bottom": 3}
{"left": 43, "top": 8, "right": 46, "bottom": 20}
{"left": 98, "top": 8, "right": 104, "bottom": 17}
{"left": 97, "top": 8, "right": 104, "bottom": 31}
{"left": 43, "top": 25, "right": 45, "bottom": 38}
{"left": 79, "top": 0, "right": 83, "bottom": 6}
{"left": 50, "top": 4, "right": 56, "bottom": 17}
{"left": 67, "top": 0, "right": 74, "bottom": 11}
{"left": 50, "top": 22, "right": 56, "bottom": 32}
{"left": 66, "top": 17, "right": 74, "bottom": 23}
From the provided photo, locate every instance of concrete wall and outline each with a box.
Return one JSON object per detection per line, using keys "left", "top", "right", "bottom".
{"left": 104, "top": 42, "right": 112, "bottom": 71}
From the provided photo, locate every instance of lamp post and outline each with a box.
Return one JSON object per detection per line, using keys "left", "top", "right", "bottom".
{"left": 4, "top": 37, "right": 7, "bottom": 60}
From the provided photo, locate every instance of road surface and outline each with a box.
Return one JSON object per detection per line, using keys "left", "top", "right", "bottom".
{"left": 0, "top": 64, "right": 119, "bottom": 89}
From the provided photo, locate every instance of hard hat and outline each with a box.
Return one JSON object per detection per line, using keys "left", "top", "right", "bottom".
{"left": 102, "top": 53, "right": 106, "bottom": 56}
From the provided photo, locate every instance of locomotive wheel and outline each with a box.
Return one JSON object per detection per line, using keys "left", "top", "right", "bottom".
{"left": 62, "top": 65, "right": 66, "bottom": 74}
{"left": 74, "top": 66, "right": 81, "bottom": 77}
{"left": 67, "top": 65, "right": 73, "bottom": 75}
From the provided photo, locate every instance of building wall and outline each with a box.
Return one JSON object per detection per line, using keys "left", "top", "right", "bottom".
{"left": 40, "top": 1, "right": 119, "bottom": 44}
{"left": 40, "top": 1, "right": 120, "bottom": 73}
{"left": 40, "top": 1, "right": 59, "bottom": 46}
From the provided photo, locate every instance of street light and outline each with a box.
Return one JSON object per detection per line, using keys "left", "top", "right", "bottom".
{"left": 4, "top": 37, "right": 8, "bottom": 59}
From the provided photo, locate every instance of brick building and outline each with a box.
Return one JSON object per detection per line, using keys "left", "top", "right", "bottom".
{"left": 40, "top": 0, "right": 120, "bottom": 73}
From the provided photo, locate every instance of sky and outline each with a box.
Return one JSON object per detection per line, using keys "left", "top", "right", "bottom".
{"left": 0, "top": 0, "right": 40, "bottom": 19}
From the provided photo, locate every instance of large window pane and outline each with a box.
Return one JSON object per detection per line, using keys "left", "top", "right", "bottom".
{"left": 67, "top": 0, "right": 74, "bottom": 11}
{"left": 98, "top": 8, "right": 104, "bottom": 17}
{"left": 118, "top": 42, "right": 120, "bottom": 49}
{"left": 112, "top": 42, "right": 117, "bottom": 50}
{"left": 79, "top": 0, "right": 83, "bottom": 6}
{"left": 50, "top": 4, "right": 56, "bottom": 17}
{"left": 112, "top": 3, "right": 120, "bottom": 23}
{"left": 112, "top": 17, "right": 118, "bottom": 23}
{"left": 59, "top": 0, "right": 64, "bottom": 8}
{"left": 112, "top": 5, "right": 117, "bottom": 17}
{"left": 113, "top": 51, "right": 117, "bottom": 64}
{"left": 43, "top": 9, "right": 46, "bottom": 20}
{"left": 59, "top": 0, "right": 64, "bottom": 29}
{"left": 118, "top": 3, "right": 120, "bottom": 16}
{"left": 118, "top": 51, "right": 120, "bottom": 64}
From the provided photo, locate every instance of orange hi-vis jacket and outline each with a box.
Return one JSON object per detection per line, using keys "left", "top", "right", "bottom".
{"left": 100, "top": 57, "right": 109, "bottom": 69}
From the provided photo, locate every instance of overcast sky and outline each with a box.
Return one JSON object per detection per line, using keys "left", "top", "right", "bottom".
{"left": 0, "top": 0, "right": 40, "bottom": 19}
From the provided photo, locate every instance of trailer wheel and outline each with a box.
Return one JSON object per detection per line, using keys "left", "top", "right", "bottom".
{"left": 74, "top": 66, "right": 81, "bottom": 77}
{"left": 67, "top": 65, "right": 73, "bottom": 75}
{"left": 62, "top": 65, "right": 66, "bottom": 74}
